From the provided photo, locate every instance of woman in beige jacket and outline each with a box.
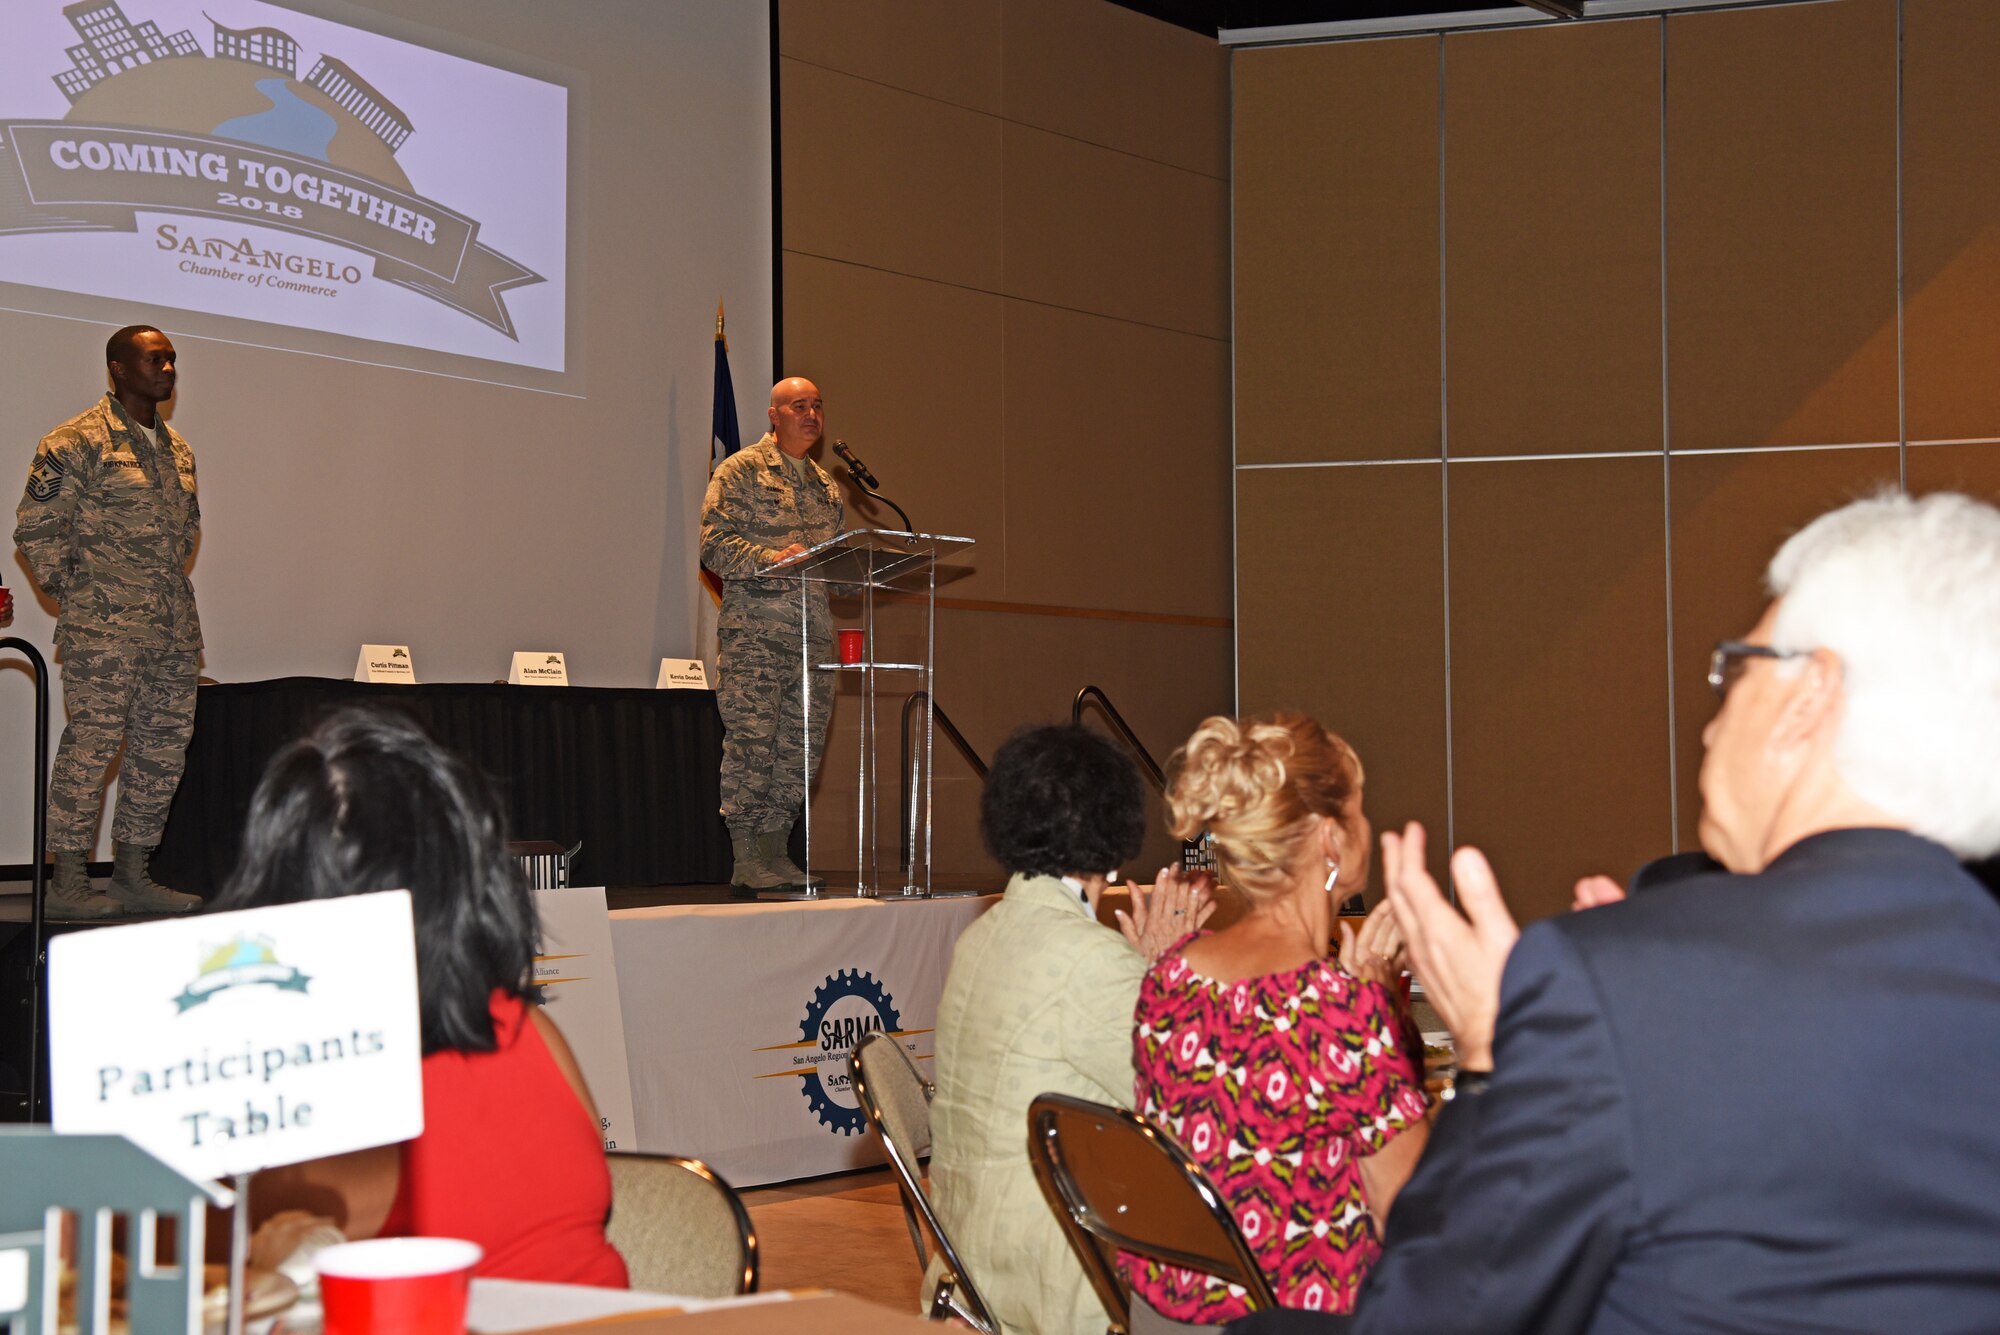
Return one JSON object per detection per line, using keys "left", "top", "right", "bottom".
{"left": 929, "top": 724, "right": 1212, "bottom": 1335}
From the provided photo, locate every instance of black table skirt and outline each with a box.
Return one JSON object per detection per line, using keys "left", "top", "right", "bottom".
{"left": 153, "top": 677, "right": 730, "bottom": 894}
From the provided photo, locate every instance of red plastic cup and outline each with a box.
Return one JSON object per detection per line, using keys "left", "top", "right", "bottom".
{"left": 317, "top": 1237, "right": 482, "bottom": 1335}
{"left": 838, "top": 628, "right": 865, "bottom": 664}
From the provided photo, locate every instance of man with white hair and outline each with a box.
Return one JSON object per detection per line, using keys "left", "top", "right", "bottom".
{"left": 1231, "top": 492, "right": 2000, "bottom": 1334}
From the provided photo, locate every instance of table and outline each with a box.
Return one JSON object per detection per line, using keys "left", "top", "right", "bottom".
{"left": 153, "top": 677, "right": 730, "bottom": 894}
{"left": 611, "top": 894, "right": 996, "bottom": 1186}
{"left": 467, "top": 1284, "right": 941, "bottom": 1334}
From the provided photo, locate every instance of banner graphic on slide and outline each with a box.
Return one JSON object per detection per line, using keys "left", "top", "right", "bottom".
{"left": 0, "top": 1, "right": 567, "bottom": 371}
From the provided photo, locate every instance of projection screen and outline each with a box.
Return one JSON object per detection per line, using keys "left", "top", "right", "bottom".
{"left": 1, "top": 0, "right": 775, "bottom": 865}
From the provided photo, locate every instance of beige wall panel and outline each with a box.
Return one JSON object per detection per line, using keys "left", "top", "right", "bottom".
{"left": 1004, "top": 124, "right": 1229, "bottom": 340}
{"left": 1908, "top": 442, "right": 2000, "bottom": 506}
{"left": 1235, "top": 38, "right": 1441, "bottom": 465}
{"left": 1445, "top": 19, "right": 1662, "bottom": 457}
{"left": 781, "top": 58, "right": 1003, "bottom": 290}
{"left": 781, "top": 254, "right": 1007, "bottom": 597}
{"left": 1665, "top": 0, "right": 1898, "bottom": 450}
{"left": 1237, "top": 464, "right": 1448, "bottom": 897}
{"left": 1903, "top": 1, "right": 2000, "bottom": 443}
{"left": 809, "top": 602, "right": 1233, "bottom": 880}
{"left": 1000, "top": 0, "right": 1227, "bottom": 178}
{"left": 1449, "top": 457, "right": 1669, "bottom": 923}
{"left": 1666, "top": 446, "right": 1901, "bottom": 849}
{"left": 1002, "top": 300, "right": 1230, "bottom": 616}
{"left": 779, "top": 0, "right": 1003, "bottom": 114}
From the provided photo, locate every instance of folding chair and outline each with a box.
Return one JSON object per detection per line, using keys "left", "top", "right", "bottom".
{"left": 849, "top": 1030, "right": 997, "bottom": 1333}
{"left": 1026, "top": 1092, "right": 1279, "bottom": 1335}
{"left": 604, "top": 1152, "right": 758, "bottom": 1297}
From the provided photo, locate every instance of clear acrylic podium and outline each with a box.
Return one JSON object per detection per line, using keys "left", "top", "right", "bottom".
{"left": 755, "top": 528, "right": 973, "bottom": 899}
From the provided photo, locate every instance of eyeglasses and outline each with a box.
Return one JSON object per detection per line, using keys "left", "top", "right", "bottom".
{"left": 1707, "top": 640, "right": 1807, "bottom": 698}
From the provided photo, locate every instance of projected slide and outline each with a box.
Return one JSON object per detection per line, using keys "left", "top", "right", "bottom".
{"left": 0, "top": 1, "right": 568, "bottom": 377}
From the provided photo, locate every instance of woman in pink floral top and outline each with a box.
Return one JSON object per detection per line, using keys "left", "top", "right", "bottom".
{"left": 1121, "top": 713, "right": 1430, "bottom": 1330}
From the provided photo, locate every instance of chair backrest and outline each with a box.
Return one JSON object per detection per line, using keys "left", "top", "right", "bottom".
{"left": 604, "top": 1153, "right": 757, "bottom": 1298}
{"left": 1027, "top": 1091, "right": 1280, "bottom": 1329}
{"left": 849, "top": 1031, "right": 997, "bottom": 1334}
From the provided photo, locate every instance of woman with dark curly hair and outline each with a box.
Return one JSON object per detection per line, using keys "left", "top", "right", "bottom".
{"left": 928, "top": 724, "right": 1213, "bottom": 1335}
{"left": 209, "top": 706, "right": 627, "bottom": 1288}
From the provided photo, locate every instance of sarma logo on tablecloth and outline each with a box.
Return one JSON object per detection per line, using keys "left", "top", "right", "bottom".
{"left": 0, "top": 1, "right": 542, "bottom": 337}
{"left": 173, "top": 933, "right": 311, "bottom": 1012}
{"left": 755, "top": 969, "right": 906, "bottom": 1137}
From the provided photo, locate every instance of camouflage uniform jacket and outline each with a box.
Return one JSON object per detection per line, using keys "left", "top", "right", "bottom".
{"left": 14, "top": 393, "right": 201, "bottom": 654}
{"left": 699, "top": 433, "right": 843, "bottom": 630}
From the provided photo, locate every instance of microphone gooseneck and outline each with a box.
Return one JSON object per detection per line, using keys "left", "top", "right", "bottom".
{"left": 830, "top": 438, "right": 914, "bottom": 538}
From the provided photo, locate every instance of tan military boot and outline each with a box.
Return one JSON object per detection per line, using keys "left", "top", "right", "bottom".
{"left": 760, "top": 828, "right": 824, "bottom": 892}
{"left": 730, "top": 828, "right": 793, "bottom": 899}
{"left": 47, "top": 850, "right": 118, "bottom": 920}
{"left": 107, "top": 841, "right": 200, "bottom": 913}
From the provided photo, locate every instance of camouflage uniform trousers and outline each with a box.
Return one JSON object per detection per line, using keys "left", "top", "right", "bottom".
{"left": 716, "top": 615, "right": 834, "bottom": 833}
{"left": 47, "top": 641, "right": 199, "bottom": 852}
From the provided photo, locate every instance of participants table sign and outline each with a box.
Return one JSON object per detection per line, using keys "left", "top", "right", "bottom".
{"left": 355, "top": 643, "right": 418, "bottom": 683}
{"left": 510, "top": 651, "right": 569, "bottom": 685}
{"left": 47, "top": 891, "right": 424, "bottom": 1182}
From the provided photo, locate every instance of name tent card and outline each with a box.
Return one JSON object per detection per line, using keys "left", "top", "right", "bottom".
{"left": 509, "top": 650, "right": 569, "bottom": 685}
{"left": 48, "top": 891, "right": 424, "bottom": 1181}
{"left": 656, "top": 657, "right": 708, "bottom": 689}
{"left": 355, "top": 643, "right": 416, "bottom": 683}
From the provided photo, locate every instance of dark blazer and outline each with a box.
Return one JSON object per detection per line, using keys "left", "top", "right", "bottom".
{"left": 1231, "top": 828, "right": 2000, "bottom": 1335}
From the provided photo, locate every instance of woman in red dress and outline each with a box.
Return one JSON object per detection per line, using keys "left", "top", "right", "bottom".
{"left": 1121, "top": 713, "right": 1428, "bottom": 1330}
{"left": 211, "top": 708, "right": 627, "bottom": 1288}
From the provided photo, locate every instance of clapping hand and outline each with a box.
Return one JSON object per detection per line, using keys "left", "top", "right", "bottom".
{"left": 1572, "top": 874, "right": 1627, "bottom": 911}
{"left": 1116, "top": 866, "right": 1217, "bottom": 961}
{"left": 1381, "top": 821, "right": 1519, "bottom": 1072}
{"left": 1337, "top": 897, "right": 1407, "bottom": 990}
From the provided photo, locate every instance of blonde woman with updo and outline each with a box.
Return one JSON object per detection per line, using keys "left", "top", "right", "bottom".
{"left": 1120, "top": 713, "right": 1430, "bottom": 1331}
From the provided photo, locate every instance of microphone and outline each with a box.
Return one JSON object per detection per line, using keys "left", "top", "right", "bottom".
{"left": 833, "top": 440, "right": 879, "bottom": 490}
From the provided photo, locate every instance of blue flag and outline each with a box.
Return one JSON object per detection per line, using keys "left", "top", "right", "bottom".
{"left": 702, "top": 303, "right": 740, "bottom": 605}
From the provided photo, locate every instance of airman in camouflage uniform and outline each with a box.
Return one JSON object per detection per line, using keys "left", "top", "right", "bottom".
{"left": 700, "top": 376, "right": 844, "bottom": 893}
{"left": 14, "top": 325, "right": 203, "bottom": 918}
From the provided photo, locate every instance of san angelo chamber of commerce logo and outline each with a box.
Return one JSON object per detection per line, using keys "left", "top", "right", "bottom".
{"left": 758, "top": 969, "right": 912, "bottom": 1136}
{"left": 173, "top": 933, "right": 311, "bottom": 1012}
{"left": 0, "top": 1, "right": 541, "bottom": 335}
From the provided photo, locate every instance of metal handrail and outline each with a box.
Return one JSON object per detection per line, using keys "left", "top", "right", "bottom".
{"left": 899, "top": 692, "right": 987, "bottom": 874}
{"left": 1071, "top": 685, "right": 1165, "bottom": 791}
{"left": 3, "top": 635, "right": 52, "bottom": 1122}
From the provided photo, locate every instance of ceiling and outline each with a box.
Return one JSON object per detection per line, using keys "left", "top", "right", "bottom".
{"left": 1112, "top": 0, "right": 1565, "bottom": 37}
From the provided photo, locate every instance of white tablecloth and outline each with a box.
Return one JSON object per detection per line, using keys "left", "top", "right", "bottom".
{"left": 610, "top": 895, "right": 996, "bottom": 1186}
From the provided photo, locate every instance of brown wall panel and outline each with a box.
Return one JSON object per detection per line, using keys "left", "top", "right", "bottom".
{"left": 778, "top": 0, "right": 1003, "bottom": 113}
{"left": 1903, "top": 0, "right": 2000, "bottom": 443}
{"left": 781, "top": 254, "right": 1007, "bottom": 597}
{"left": 1908, "top": 442, "right": 2000, "bottom": 506}
{"left": 1001, "top": 0, "right": 1228, "bottom": 178}
{"left": 1666, "top": 447, "right": 1902, "bottom": 850}
{"left": 1445, "top": 19, "right": 1662, "bottom": 457}
{"left": 1002, "top": 300, "right": 1231, "bottom": 616}
{"left": 1665, "top": 0, "right": 1897, "bottom": 450}
{"left": 1237, "top": 464, "right": 1448, "bottom": 898}
{"left": 781, "top": 59, "right": 1003, "bottom": 290}
{"left": 1235, "top": 38, "right": 1441, "bottom": 465}
{"left": 1448, "top": 457, "right": 1670, "bottom": 922}
{"left": 1004, "top": 124, "right": 1229, "bottom": 339}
